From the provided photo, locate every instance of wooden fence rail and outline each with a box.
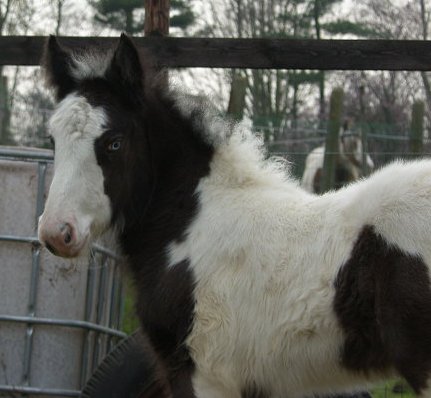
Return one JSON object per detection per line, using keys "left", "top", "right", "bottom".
{"left": 1, "top": 36, "right": 431, "bottom": 70}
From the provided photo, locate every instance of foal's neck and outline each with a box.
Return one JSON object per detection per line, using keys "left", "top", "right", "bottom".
{"left": 119, "top": 102, "right": 214, "bottom": 260}
{"left": 117, "top": 103, "right": 214, "bottom": 364}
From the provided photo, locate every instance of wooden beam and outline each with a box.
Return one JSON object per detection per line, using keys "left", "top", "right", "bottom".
{"left": 1, "top": 36, "right": 431, "bottom": 70}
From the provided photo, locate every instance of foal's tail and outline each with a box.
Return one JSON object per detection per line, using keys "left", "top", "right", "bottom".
{"left": 80, "top": 330, "right": 171, "bottom": 398}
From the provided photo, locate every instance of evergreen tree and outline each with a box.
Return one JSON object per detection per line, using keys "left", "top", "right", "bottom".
{"left": 296, "top": 0, "right": 375, "bottom": 127}
{"left": 170, "top": 0, "right": 194, "bottom": 30}
{"left": 90, "top": 0, "right": 195, "bottom": 34}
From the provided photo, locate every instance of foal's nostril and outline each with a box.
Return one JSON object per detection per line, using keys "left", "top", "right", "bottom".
{"left": 64, "top": 232, "right": 72, "bottom": 244}
{"left": 61, "top": 223, "right": 73, "bottom": 245}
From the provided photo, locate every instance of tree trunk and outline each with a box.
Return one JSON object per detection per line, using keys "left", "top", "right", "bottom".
{"left": 318, "top": 72, "right": 326, "bottom": 129}
{"left": 0, "top": 75, "right": 12, "bottom": 145}
{"left": 227, "top": 74, "right": 247, "bottom": 121}
{"left": 314, "top": 0, "right": 326, "bottom": 128}
{"left": 419, "top": 0, "right": 431, "bottom": 122}
{"left": 125, "top": 10, "right": 134, "bottom": 34}
{"left": 358, "top": 84, "right": 369, "bottom": 175}
{"left": 409, "top": 101, "right": 425, "bottom": 157}
{"left": 55, "top": 0, "right": 65, "bottom": 36}
{"left": 292, "top": 80, "right": 298, "bottom": 130}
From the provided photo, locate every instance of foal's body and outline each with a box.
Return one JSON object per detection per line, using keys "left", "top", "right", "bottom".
{"left": 38, "top": 35, "right": 431, "bottom": 398}
{"left": 178, "top": 138, "right": 431, "bottom": 397}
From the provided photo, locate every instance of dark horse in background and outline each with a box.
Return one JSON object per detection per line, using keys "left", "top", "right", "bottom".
{"left": 38, "top": 35, "right": 431, "bottom": 397}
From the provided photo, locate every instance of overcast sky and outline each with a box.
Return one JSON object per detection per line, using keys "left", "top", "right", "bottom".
{"left": 26, "top": 0, "right": 368, "bottom": 37}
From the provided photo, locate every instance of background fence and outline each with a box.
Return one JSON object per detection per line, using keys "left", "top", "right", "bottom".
{"left": 266, "top": 123, "right": 430, "bottom": 178}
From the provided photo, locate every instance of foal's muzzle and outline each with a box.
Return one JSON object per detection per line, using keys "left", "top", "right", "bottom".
{"left": 38, "top": 220, "right": 84, "bottom": 258}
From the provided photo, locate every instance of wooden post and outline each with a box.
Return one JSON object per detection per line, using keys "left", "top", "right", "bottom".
{"left": 321, "top": 88, "right": 344, "bottom": 193}
{"left": 0, "top": 75, "right": 12, "bottom": 145}
{"left": 358, "top": 84, "right": 371, "bottom": 176}
{"left": 144, "top": 0, "right": 170, "bottom": 36}
{"left": 144, "top": 0, "right": 169, "bottom": 83}
{"left": 227, "top": 74, "right": 247, "bottom": 121}
{"left": 409, "top": 100, "right": 425, "bottom": 157}
{"left": 359, "top": 84, "right": 369, "bottom": 176}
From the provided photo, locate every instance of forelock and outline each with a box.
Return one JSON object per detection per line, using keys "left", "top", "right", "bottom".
{"left": 49, "top": 94, "right": 107, "bottom": 140}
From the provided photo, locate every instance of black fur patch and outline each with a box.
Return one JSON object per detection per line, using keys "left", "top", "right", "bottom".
{"left": 334, "top": 225, "right": 431, "bottom": 394}
{"left": 73, "top": 40, "right": 213, "bottom": 396}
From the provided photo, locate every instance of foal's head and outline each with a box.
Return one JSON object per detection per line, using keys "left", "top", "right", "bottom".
{"left": 38, "top": 35, "right": 163, "bottom": 258}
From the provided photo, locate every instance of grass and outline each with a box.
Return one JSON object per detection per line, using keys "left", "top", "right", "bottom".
{"left": 121, "top": 276, "right": 140, "bottom": 335}
{"left": 372, "top": 380, "right": 415, "bottom": 398}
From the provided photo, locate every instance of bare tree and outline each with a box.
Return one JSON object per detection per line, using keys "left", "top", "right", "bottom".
{"left": 0, "top": 0, "right": 21, "bottom": 144}
{"left": 353, "top": 0, "right": 431, "bottom": 134}
{"left": 0, "top": 0, "right": 13, "bottom": 34}
{"left": 54, "top": 0, "right": 66, "bottom": 35}
{"left": 204, "top": 0, "right": 315, "bottom": 141}
{"left": 5, "top": 0, "right": 95, "bottom": 147}
{"left": 200, "top": 0, "right": 366, "bottom": 141}
{"left": 418, "top": 0, "right": 431, "bottom": 125}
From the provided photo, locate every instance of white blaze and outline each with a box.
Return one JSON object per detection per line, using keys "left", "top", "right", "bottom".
{"left": 38, "top": 94, "right": 112, "bottom": 253}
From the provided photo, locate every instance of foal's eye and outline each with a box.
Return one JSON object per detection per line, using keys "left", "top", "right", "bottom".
{"left": 106, "top": 139, "right": 122, "bottom": 152}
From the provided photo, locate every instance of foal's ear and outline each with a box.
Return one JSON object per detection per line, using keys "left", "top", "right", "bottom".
{"left": 41, "top": 36, "right": 76, "bottom": 101}
{"left": 106, "top": 34, "right": 144, "bottom": 92}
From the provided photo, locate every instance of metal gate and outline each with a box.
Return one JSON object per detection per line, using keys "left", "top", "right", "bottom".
{"left": 0, "top": 147, "right": 127, "bottom": 397}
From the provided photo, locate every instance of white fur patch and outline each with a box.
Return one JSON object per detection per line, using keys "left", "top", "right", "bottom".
{"left": 39, "top": 94, "right": 112, "bottom": 246}
{"left": 166, "top": 111, "right": 431, "bottom": 396}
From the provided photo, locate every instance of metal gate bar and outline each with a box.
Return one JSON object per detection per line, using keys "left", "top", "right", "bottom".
{"left": 0, "top": 315, "right": 126, "bottom": 337}
{"left": 22, "top": 161, "right": 47, "bottom": 387}
{"left": 0, "top": 384, "right": 80, "bottom": 397}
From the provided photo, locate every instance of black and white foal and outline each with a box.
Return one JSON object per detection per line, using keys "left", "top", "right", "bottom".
{"left": 38, "top": 35, "right": 431, "bottom": 398}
